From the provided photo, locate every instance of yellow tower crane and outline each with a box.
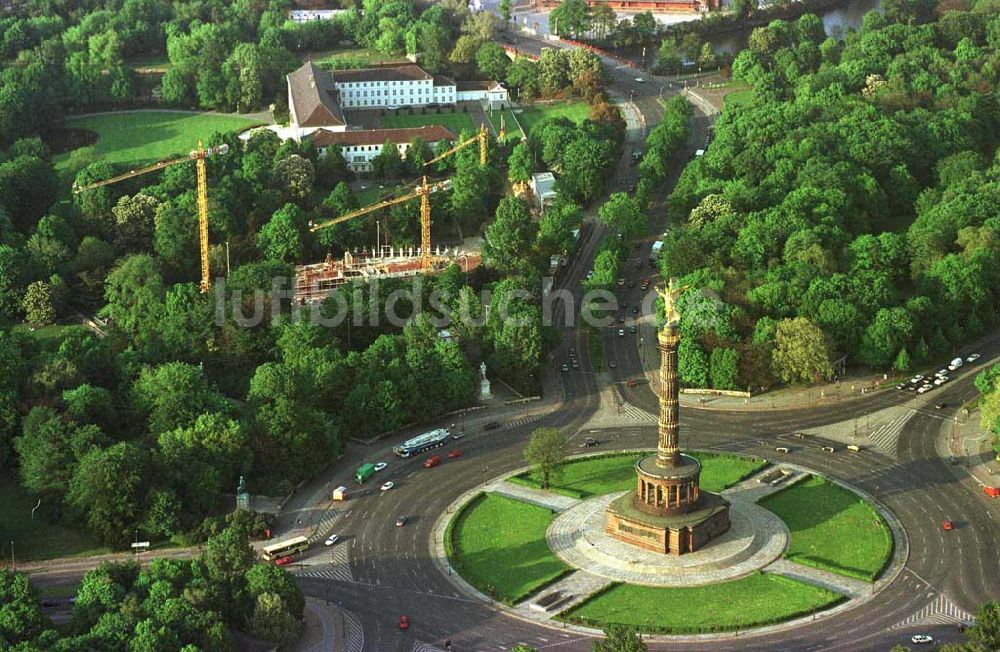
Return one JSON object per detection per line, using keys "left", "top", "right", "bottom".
{"left": 309, "top": 176, "right": 452, "bottom": 273}
{"left": 72, "top": 142, "right": 230, "bottom": 293}
{"left": 309, "top": 124, "right": 498, "bottom": 274}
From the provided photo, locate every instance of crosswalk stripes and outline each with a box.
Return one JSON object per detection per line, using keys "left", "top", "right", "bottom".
{"left": 504, "top": 415, "right": 541, "bottom": 430}
{"left": 867, "top": 411, "right": 915, "bottom": 456}
{"left": 307, "top": 508, "right": 342, "bottom": 544}
{"left": 412, "top": 642, "right": 447, "bottom": 652}
{"left": 342, "top": 608, "right": 365, "bottom": 652}
{"left": 618, "top": 402, "right": 656, "bottom": 422}
{"left": 892, "top": 593, "right": 975, "bottom": 629}
{"left": 297, "top": 543, "right": 354, "bottom": 583}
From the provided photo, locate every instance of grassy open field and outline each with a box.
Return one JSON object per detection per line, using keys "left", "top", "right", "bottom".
{"left": 355, "top": 182, "right": 407, "bottom": 206}
{"left": 380, "top": 111, "right": 478, "bottom": 135}
{"left": 487, "top": 109, "right": 525, "bottom": 145}
{"left": 514, "top": 101, "right": 590, "bottom": 136}
{"left": 56, "top": 112, "right": 262, "bottom": 171}
{"left": 0, "top": 477, "right": 108, "bottom": 561}
{"left": 760, "top": 475, "right": 893, "bottom": 581}
{"left": 510, "top": 452, "right": 768, "bottom": 499}
{"left": 561, "top": 573, "right": 844, "bottom": 633}
{"left": 447, "top": 493, "right": 571, "bottom": 604}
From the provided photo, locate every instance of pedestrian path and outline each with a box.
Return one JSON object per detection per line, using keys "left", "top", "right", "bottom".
{"left": 891, "top": 593, "right": 975, "bottom": 629}
{"left": 297, "top": 543, "right": 354, "bottom": 583}
{"left": 492, "top": 481, "right": 580, "bottom": 512}
{"left": 867, "top": 411, "right": 915, "bottom": 456}
{"left": 618, "top": 402, "right": 657, "bottom": 422}
{"left": 513, "top": 570, "right": 613, "bottom": 619}
{"left": 342, "top": 609, "right": 365, "bottom": 652}
{"left": 763, "top": 559, "right": 871, "bottom": 599}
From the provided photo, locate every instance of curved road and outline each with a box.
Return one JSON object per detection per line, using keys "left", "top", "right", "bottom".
{"left": 288, "top": 34, "right": 1000, "bottom": 652}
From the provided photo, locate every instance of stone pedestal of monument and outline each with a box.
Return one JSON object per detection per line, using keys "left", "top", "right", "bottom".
{"left": 479, "top": 377, "right": 492, "bottom": 401}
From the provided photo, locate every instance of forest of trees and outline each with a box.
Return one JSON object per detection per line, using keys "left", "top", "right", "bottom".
{"left": 0, "top": 518, "right": 305, "bottom": 651}
{"left": 662, "top": 2, "right": 1000, "bottom": 390}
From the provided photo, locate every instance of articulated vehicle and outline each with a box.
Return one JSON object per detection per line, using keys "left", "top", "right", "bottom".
{"left": 394, "top": 428, "right": 451, "bottom": 458}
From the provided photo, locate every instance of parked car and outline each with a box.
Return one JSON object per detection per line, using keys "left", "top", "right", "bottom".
{"left": 447, "top": 449, "right": 463, "bottom": 459}
{"left": 325, "top": 534, "right": 341, "bottom": 546}
{"left": 983, "top": 486, "right": 1000, "bottom": 497}
{"left": 635, "top": 77, "right": 645, "bottom": 83}
{"left": 561, "top": 364, "right": 569, "bottom": 373}
{"left": 609, "top": 360, "right": 617, "bottom": 369}
{"left": 451, "top": 431, "right": 466, "bottom": 440}
{"left": 380, "top": 481, "right": 395, "bottom": 492}
{"left": 483, "top": 421, "right": 501, "bottom": 431}
{"left": 374, "top": 462, "right": 388, "bottom": 472}
{"left": 395, "top": 515, "right": 407, "bottom": 527}
{"left": 967, "top": 353, "right": 981, "bottom": 362}
{"left": 618, "top": 329, "right": 625, "bottom": 337}
{"left": 934, "top": 402, "right": 947, "bottom": 410}
{"left": 629, "top": 325, "right": 636, "bottom": 334}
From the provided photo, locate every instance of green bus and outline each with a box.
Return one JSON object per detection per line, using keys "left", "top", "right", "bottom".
{"left": 355, "top": 463, "right": 376, "bottom": 484}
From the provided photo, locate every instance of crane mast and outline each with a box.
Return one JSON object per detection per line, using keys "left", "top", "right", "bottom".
{"left": 73, "top": 141, "right": 229, "bottom": 294}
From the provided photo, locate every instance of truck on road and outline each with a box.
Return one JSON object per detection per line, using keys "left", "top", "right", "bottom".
{"left": 355, "top": 463, "right": 376, "bottom": 484}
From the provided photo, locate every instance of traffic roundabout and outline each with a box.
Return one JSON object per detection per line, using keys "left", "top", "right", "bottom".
{"left": 432, "top": 451, "right": 904, "bottom": 638}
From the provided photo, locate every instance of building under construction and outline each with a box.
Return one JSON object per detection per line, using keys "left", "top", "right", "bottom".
{"left": 294, "top": 247, "right": 482, "bottom": 304}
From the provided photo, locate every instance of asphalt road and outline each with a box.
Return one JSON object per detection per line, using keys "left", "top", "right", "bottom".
{"left": 26, "top": 32, "right": 1000, "bottom": 652}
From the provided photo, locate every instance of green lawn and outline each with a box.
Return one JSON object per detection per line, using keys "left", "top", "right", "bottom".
{"left": 0, "top": 477, "right": 109, "bottom": 562}
{"left": 10, "top": 323, "right": 78, "bottom": 346}
{"left": 510, "top": 452, "right": 768, "bottom": 499}
{"left": 380, "top": 111, "right": 478, "bottom": 136}
{"left": 447, "top": 493, "right": 571, "bottom": 604}
{"left": 514, "top": 101, "right": 590, "bottom": 136}
{"left": 127, "top": 54, "right": 171, "bottom": 71}
{"left": 56, "top": 112, "right": 262, "bottom": 172}
{"left": 724, "top": 88, "right": 754, "bottom": 108}
{"left": 355, "top": 183, "right": 406, "bottom": 206}
{"left": 760, "top": 475, "right": 893, "bottom": 581}
{"left": 561, "top": 573, "right": 844, "bottom": 633}
{"left": 486, "top": 109, "right": 525, "bottom": 145}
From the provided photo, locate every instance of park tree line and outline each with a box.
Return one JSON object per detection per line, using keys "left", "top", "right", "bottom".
{"left": 0, "top": 518, "right": 305, "bottom": 651}
{"left": 657, "top": 5, "right": 1000, "bottom": 391}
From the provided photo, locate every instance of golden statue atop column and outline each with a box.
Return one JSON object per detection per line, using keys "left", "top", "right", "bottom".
{"left": 604, "top": 278, "right": 731, "bottom": 555}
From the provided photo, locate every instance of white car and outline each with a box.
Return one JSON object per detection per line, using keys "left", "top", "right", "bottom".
{"left": 324, "top": 534, "right": 341, "bottom": 546}
{"left": 380, "top": 481, "right": 395, "bottom": 492}
{"left": 967, "top": 353, "right": 981, "bottom": 362}
{"left": 917, "top": 385, "right": 932, "bottom": 394}
{"left": 935, "top": 369, "right": 949, "bottom": 377}
{"left": 911, "top": 634, "right": 933, "bottom": 644}
{"left": 374, "top": 462, "right": 388, "bottom": 472}
{"left": 635, "top": 77, "right": 645, "bottom": 83}
{"left": 934, "top": 376, "right": 948, "bottom": 386}
{"left": 618, "top": 328, "right": 625, "bottom": 337}
{"left": 910, "top": 375, "right": 925, "bottom": 383}
{"left": 948, "top": 363, "right": 960, "bottom": 371}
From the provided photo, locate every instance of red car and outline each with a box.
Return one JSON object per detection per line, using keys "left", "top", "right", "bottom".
{"left": 447, "top": 449, "right": 463, "bottom": 459}
{"left": 942, "top": 520, "right": 953, "bottom": 531}
{"left": 274, "top": 556, "right": 293, "bottom": 566}
{"left": 424, "top": 455, "right": 441, "bottom": 468}
{"left": 984, "top": 486, "right": 1000, "bottom": 498}
{"left": 626, "top": 379, "right": 637, "bottom": 387}
{"left": 398, "top": 615, "right": 409, "bottom": 630}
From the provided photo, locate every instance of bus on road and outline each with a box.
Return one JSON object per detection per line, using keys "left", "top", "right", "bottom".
{"left": 261, "top": 535, "right": 309, "bottom": 561}
{"left": 356, "top": 463, "right": 376, "bottom": 484}
{"left": 394, "top": 428, "right": 451, "bottom": 458}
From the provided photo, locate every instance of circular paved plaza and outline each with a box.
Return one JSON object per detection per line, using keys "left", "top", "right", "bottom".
{"left": 546, "top": 491, "right": 789, "bottom": 586}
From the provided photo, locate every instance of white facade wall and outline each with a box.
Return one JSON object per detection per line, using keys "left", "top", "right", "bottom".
{"left": 334, "top": 78, "right": 457, "bottom": 109}
{"left": 456, "top": 87, "right": 510, "bottom": 109}
{"left": 317, "top": 141, "right": 421, "bottom": 173}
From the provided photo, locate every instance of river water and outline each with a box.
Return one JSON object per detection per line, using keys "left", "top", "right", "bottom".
{"left": 710, "top": 0, "right": 882, "bottom": 53}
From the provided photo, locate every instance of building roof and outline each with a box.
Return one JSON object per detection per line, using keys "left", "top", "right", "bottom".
{"left": 331, "top": 64, "right": 433, "bottom": 84}
{"left": 308, "top": 125, "right": 456, "bottom": 148}
{"left": 287, "top": 62, "right": 345, "bottom": 128}
{"left": 432, "top": 74, "right": 456, "bottom": 87}
{"left": 456, "top": 80, "right": 502, "bottom": 91}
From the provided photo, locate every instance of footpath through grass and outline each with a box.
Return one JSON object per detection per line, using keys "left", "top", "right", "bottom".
{"left": 380, "top": 111, "right": 478, "bottom": 135}
{"left": 760, "top": 474, "right": 892, "bottom": 581}
{"left": 510, "top": 451, "right": 767, "bottom": 499}
{"left": 447, "top": 493, "right": 571, "bottom": 604}
{"left": 57, "top": 112, "right": 262, "bottom": 171}
{"left": 0, "top": 477, "right": 108, "bottom": 561}
{"left": 561, "top": 572, "right": 844, "bottom": 633}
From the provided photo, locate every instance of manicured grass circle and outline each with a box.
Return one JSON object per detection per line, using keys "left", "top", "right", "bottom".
{"left": 561, "top": 573, "right": 845, "bottom": 634}
{"left": 759, "top": 474, "right": 893, "bottom": 581}
{"left": 509, "top": 451, "right": 768, "bottom": 499}
{"left": 446, "top": 493, "right": 571, "bottom": 605}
